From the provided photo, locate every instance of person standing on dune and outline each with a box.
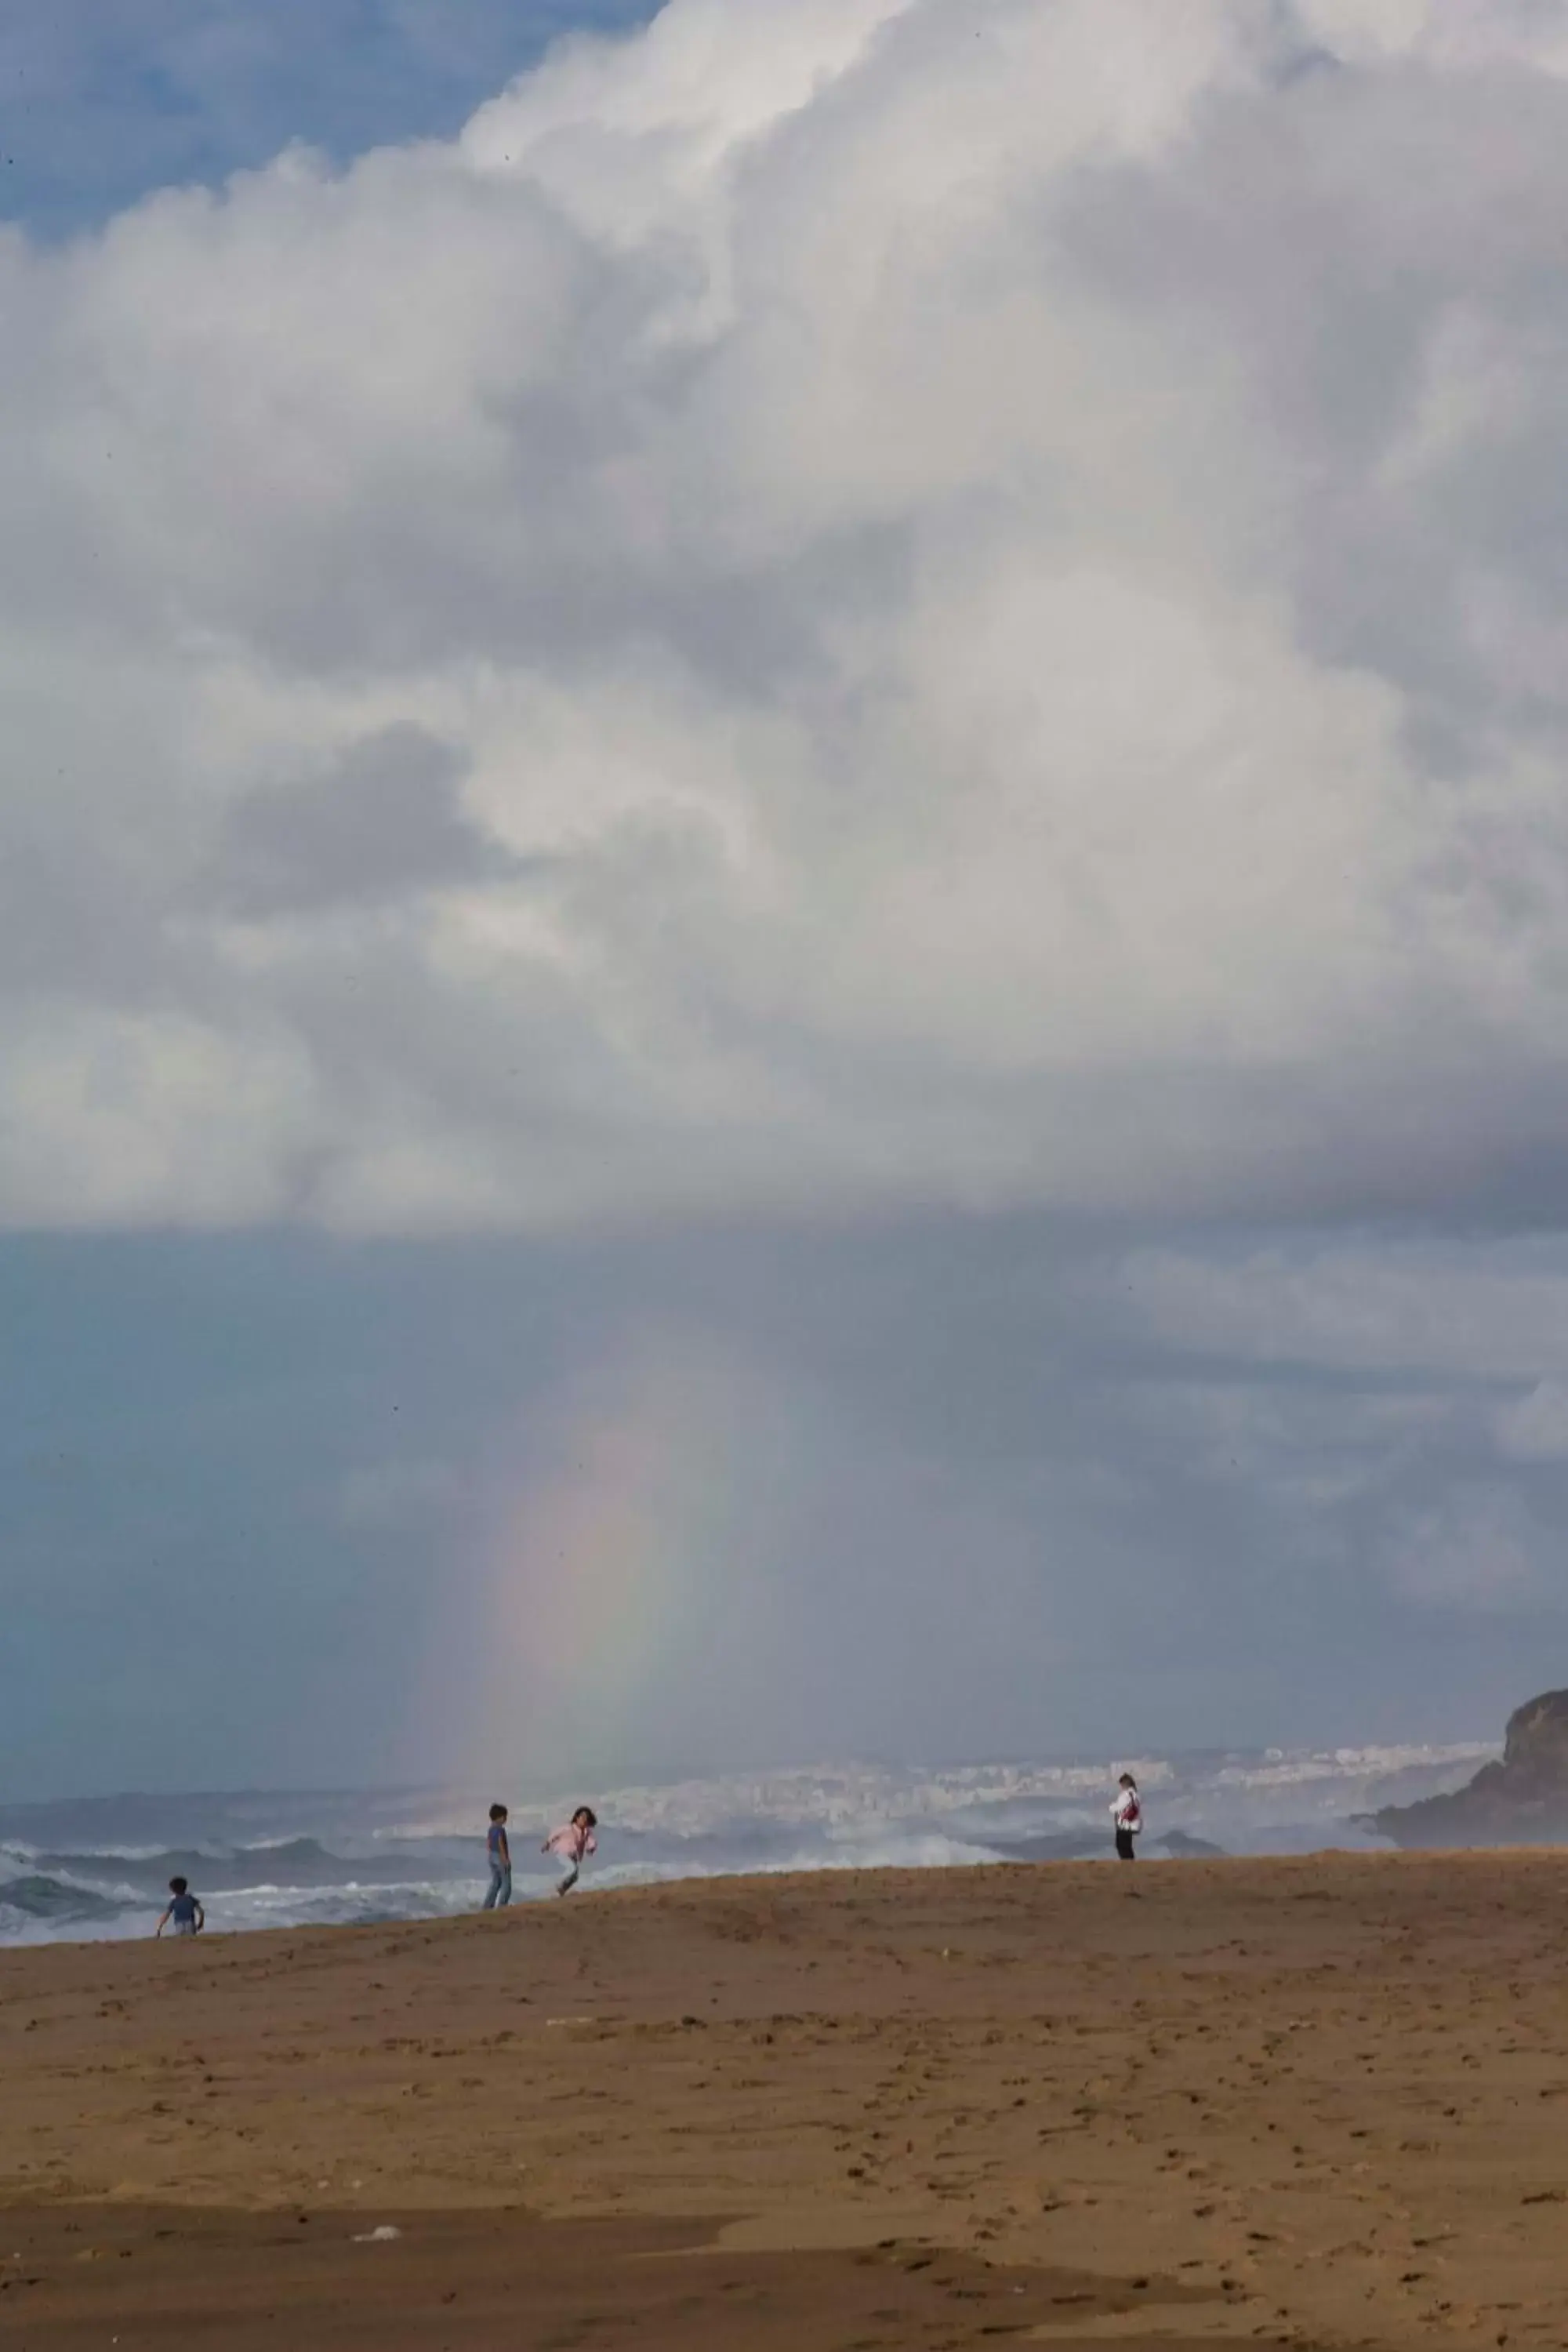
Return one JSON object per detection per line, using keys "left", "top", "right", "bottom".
{"left": 1112, "top": 1773, "right": 1142, "bottom": 1862}
{"left": 483, "top": 1803, "right": 513, "bottom": 1909}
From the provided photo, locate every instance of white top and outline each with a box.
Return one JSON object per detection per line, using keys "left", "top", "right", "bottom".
{"left": 1111, "top": 1787, "right": 1142, "bottom": 1833}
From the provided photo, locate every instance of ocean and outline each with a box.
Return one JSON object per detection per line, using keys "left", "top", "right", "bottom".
{"left": 0, "top": 1740, "right": 1493, "bottom": 1948}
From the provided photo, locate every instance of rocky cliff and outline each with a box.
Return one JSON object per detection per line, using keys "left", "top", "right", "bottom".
{"left": 1375, "top": 1689, "right": 1568, "bottom": 1847}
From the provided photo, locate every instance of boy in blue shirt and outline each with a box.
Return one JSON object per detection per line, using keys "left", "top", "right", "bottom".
{"left": 156, "top": 1876, "right": 205, "bottom": 1937}
{"left": 483, "top": 1804, "right": 512, "bottom": 1908}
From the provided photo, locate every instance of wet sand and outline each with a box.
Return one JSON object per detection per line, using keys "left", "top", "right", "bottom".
{"left": 4, "top": 1850, "right": 1568, "bottom": 2347}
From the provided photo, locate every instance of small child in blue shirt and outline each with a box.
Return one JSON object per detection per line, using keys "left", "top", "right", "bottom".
{"left": 156, "top": 1876, "right": 205, "bottom": 1938}
{"left": 483, "top": 1804, "right": 512, "bottom": 1909}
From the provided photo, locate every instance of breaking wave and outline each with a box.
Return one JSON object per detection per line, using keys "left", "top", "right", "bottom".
{"left": 0, "top": 1739, "right": 1496, "bottom": 1949}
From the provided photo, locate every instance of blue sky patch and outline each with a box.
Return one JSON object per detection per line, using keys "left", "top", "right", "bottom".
{"left": 0, "top": 0, "right": 657, "bottom": 238}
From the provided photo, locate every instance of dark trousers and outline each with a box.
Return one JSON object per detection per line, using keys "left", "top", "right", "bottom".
{"left": 1115, "top": 1830, "right": 1136, "bottom": 1861}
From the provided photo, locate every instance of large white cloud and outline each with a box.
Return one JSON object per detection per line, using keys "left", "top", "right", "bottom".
{"left": 6, "top": 0, "right": 1568, "bottom": 1231}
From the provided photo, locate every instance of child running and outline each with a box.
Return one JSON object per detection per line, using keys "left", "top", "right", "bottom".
{"left": 483, "top": 1802, "right": 512, "bottom": 1909}
{"left": 1111, "top": 1773, "right": 1142, "bottom": 1862}
{"left": 156, "top": 1876, "right": 205, "bottom": 1937}
{"left": 542, "top": 1806, "right": 597, "bottom": 1896}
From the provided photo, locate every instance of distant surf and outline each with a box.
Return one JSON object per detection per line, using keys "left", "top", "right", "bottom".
{"left": 0, "top": 1740, "right": 1494, "bottom": 1947}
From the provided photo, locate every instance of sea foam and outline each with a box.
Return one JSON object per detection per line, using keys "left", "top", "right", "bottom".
{"left": 0, "top": 1740, "right": 1494, "bottom": 1947}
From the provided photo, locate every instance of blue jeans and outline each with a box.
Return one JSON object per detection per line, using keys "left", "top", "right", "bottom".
{"left": 483, "top": 1864, "right": 512, "bottom": 1909}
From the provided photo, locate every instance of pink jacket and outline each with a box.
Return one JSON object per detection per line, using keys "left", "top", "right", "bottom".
{"left": 544, "top": 1820, "right": 597, "bottom": 1863}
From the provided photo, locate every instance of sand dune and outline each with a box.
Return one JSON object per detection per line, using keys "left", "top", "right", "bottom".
{"left": 5, "top": 1850, "right": 1568, "bottom": 2346}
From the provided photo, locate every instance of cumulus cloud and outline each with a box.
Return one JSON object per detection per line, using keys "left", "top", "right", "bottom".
{"left": 212, "top": 724, "right": 521, "bottom": 915}
{"left": 6, "top": 0, "right": 1568, "bottom": 1233}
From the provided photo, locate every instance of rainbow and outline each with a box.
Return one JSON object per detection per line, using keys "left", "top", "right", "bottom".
{"left": 445, "top": 1320, "right": 779, "bottom": 1791}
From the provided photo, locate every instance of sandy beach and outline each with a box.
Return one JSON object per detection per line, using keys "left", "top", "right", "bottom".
{"left": 5, "top": 1849, "right": 1568, "bottom": 2347}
